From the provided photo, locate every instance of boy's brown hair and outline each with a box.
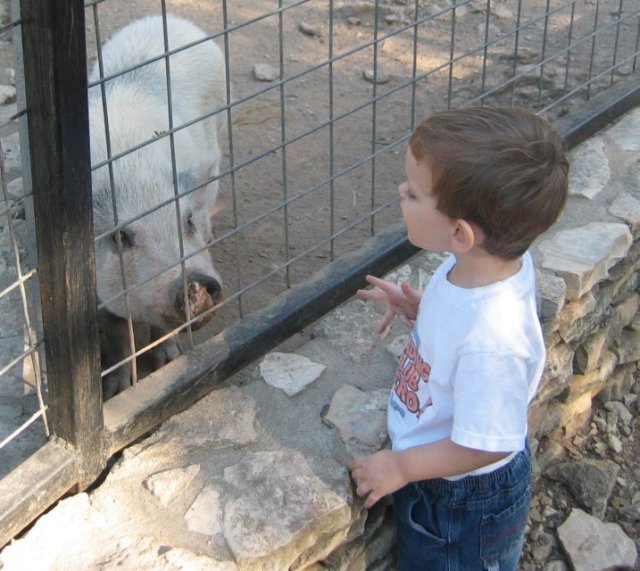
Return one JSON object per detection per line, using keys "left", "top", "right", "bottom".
{"left": 409, "top": 106, "right": 569, "bottom": 260}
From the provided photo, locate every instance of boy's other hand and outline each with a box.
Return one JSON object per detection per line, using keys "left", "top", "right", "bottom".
{"left": 356, "top": 275, "right": 421, "bottom": 334}
{"left": 349, "top": 450, "right": 406, "bottom": 508}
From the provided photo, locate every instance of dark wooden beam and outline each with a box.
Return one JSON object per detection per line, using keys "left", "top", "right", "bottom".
{"left": 20, "top": 0, "right": 104, "bottom": 483}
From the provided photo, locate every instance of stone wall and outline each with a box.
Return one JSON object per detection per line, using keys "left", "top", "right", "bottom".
{"left": 1, "top": 109, "right": 638, "bottom": 570}
{"left": 530, "top": 110, "right": 639, "bottom": 458}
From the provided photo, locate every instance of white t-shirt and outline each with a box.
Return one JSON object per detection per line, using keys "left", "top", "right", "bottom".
{"left": 387, "top": 252, "right": 545, "bottom": 477}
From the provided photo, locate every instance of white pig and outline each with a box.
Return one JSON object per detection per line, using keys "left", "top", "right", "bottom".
{"left": 88, "top": 15, "right": 227, "bottom": 398}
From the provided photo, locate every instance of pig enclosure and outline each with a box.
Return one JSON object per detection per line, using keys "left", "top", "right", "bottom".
{"left": 1, "top": 0, "right": 639, "bottom": 547}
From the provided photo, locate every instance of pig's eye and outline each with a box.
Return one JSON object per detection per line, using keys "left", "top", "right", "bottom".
{"left": 111, "top": 228, "right": 135, "bottom": 252}
{"left": 185, "top": 213, "right": 196, "bottom": 236}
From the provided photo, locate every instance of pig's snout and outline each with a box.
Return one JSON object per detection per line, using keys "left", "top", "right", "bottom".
{"left": 174, "top": 273, "right": 222, "bottom": 330}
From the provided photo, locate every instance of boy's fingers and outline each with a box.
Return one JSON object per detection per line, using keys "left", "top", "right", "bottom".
{"left": 398, "top": 315, "right": 414, "bottom": 330}
{"left": 355, "top": 289, "right": 370, "bottom": 301}
{"left": 349, "top": 457, "right": 365, "bottom": 472}
{"left": 365, "top": 274, "right": 397, "bottom": 293}
{"left": 376, "top": 309, "right": 394, "bottom": 334}
{"left": 401, "top": 281, "right": 421, "bottom": 303}
{"left": 364, "top": 493, "right": 380, "bottom": 509}
{"left": 355, "top": 478, "right": 374, "bottom": 497}
{"left": 356, "top": 288, "right": 385, "bottom": 303}
{"left": 364, "top": 274, "right": 384, "bottom": 287}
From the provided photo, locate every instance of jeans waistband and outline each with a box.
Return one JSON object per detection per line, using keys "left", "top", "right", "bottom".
{"left": 416, "top": 444, "right": 531, "bottom": 493}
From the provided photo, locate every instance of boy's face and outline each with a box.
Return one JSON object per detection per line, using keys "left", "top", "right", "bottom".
{"left": 399, "top": 148, "right": 456, "bottom": 252}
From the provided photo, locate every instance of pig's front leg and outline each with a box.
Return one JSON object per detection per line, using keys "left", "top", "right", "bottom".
{"left": 149, "top": 327, "right": 182, "bottom": 370}
{"left": 98, "top": 309, "right": 133, "bottom": 399}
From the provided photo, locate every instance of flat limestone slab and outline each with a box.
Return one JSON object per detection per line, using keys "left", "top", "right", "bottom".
{"left": 538, "top": 222, "right": 632, "bottom": 299}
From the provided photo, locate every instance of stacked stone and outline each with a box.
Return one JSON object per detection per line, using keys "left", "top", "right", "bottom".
{"left": 530, "top": 109, "right": 640, "bottom": 458}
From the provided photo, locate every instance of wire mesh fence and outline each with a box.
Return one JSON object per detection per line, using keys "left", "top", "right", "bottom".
{"left": 0, "top": 0, "right": 638, "bottom": 547}
{"left": 82, "top": 0, "right": 640, "bottom": 397}
{"left": 0, "top": 6, "right": 48, "bottom": 482}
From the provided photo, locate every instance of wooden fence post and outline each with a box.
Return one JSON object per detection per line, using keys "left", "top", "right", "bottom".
{"left": 19, "top": 0, "right": 104, "bottom": 485}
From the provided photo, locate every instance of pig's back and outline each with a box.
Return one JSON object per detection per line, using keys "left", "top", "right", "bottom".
{"left": 89, "top": 15, "right": 226, "bottom": 120}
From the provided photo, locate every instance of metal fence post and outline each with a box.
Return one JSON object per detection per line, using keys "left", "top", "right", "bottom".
{"left": 19, "top": 0, "right": 104, "bottom": 486}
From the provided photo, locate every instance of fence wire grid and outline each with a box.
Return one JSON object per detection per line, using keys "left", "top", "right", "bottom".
{"left": 84, "top": 0, "right": 640, "bottom": 388}
{"left": 0, "top": 0, "right": 638, "bottom": 546}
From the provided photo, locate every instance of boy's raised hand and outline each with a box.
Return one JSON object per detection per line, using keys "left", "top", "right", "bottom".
{"left": 356, "top": 274, "right": 421, "bottom": 334}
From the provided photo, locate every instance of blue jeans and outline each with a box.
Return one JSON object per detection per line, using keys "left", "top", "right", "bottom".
{"left": 392, "top": 446, "right": 532, "bottom": 571}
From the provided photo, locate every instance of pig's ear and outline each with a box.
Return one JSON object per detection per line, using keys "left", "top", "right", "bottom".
{"left": 179, "top": 165, "right": 218, "bottom": 200}
{"left": 178, "top": 171, "right": 196, "bottom": 194}
{"left": 178, "top": 168, "right": 218, "bottom": 210}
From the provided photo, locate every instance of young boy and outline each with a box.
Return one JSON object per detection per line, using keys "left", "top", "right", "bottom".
{"left": 349, "top": 106, "right": 569, "bottom": 570}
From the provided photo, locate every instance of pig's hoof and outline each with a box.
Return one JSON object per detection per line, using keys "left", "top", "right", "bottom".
{"left": 150, "top": 337, "right": 181, "bottom": 370}
{"left": 102, "top": 366, "right": 132, "bottom": 400}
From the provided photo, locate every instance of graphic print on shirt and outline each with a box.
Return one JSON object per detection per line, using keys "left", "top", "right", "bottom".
{"left": 393, "top": 330, "right": 433, "bottom": 418}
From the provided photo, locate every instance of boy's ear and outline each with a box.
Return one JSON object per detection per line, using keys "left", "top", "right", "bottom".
{"left": 450, "top": 219, "right": 477, "bottom": 253}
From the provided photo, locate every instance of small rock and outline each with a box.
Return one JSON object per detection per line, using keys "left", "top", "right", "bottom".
{"left": 298, "top": 20, "right": 322, "bottom": 37}
{"left": 323, "top": 384, "right": 389, "bottom": 457}
{"left": 184, "top": 485, "right": 223, "bottom": 536}
{"left": 253, "top": 63, "right": 279, "bottom": 82}
{"left": 592, "top": 415, "right": 607, "bottom": 433}
{"left": 362, "top": 69, "right": 390, "bottom": 84}
{"left": 1, "top": 131, "right": 22, "bottom": 174}
{"left": 259, "top": 352, "right": 325, "bottom": 396}
{"left": 6, "top": 177, "right": 24, "bottom": 201}
{"left": 424, "top": 4, "right": 445, "bottom": 18}
{"left": 604, "top": 400, "right": 633, "bottom": 427}
{"left": 144, "top": 464, "right": 201, "bottom": 507}
{"left": 609, "top": 193, "right": 640, "bottom": 228}
{"left": 572, "top": 435, "right": 586, "bottom": 447}
{"left": 607, "top": 433, "right": 623, "bottom": 454}
{"left": 222, "top": 449, "right": 350, "bottom": 565}
{"left": 544, "top": 561, "right": 568, "bottom": 571}
{"left": 499, "top": 47, "right": 539, "bottom": 64}
{"left": 0, "top": 84, "right": 15, "bottom": 105}
{"left": 532, "top": 541, "right": 552, "bottom": 561}
{"left": 610, "top": 495, "right": 625, "bottom": 510}
{"left": 529, "top": 522, "right": 543, "bottom": 541}
{"left": 540, "top": 494, "right": 554, "bottom": 507}
{"left": 545, "top": 458, "right": 619, "bottom": 519}
{"left": 538, "top": 222, "right": 632, "bottom": 300}
{"left": 529, "top": 507, "right": 544, "bottom": 524}
{"left": 493, "top": 5, "right": 515, "bottom": 20}
{"left": 593, "top": 440, "right": 608, "bottom": 457}
{"left": 618, "top": 502, "right": 640, "bottom": 523}
{"left": 386, "top": 336, "right": 406, "bottom": 362}
{"left": 607, "top": 106, "right": 640, "bottom": 151}
{"left": 623, "top": 393, "right": 637, "bottom": 407}
{"left": 557, "top": 509, "right": 637, "bottom": 570}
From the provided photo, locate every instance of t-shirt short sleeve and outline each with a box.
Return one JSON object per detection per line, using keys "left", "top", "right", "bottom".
{"left": 450, "top": 352, "right": 530, "bottom": 452}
